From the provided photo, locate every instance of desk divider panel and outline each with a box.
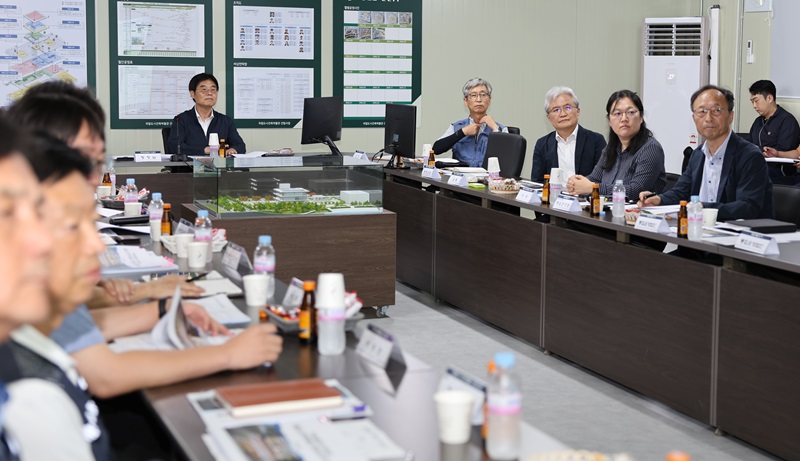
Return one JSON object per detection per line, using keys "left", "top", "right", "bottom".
{"left": 717, "top": 270, "right": 800, "bottom": 461}
{"left": 434, "top": 194, "right": 543, "bottom": 346}
{"left": 544, "top": 225, "right": 714, "bottom": 423}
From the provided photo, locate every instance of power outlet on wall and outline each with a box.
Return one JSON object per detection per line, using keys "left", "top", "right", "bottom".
{"left": 745, "top": 0, "right": 772, "bottom": 13}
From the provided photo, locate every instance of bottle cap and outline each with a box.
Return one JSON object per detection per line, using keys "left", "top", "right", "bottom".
{"left": 197, "top": 210, "right": 209, "bottom": 218}
{"left": 680, "top": 200, "right": 688, "bottom": 206}
{"left": 493, "top": 351, "right": 515, "bottom": 369}
{"left": 163, "top": 203, "right": 171, "bottom": 210}
{"left": 592, "top": 183, "right": 599, "bottom": 189}
{"left": 666, "top": 451, "right": 691, "bottom": 461}
{"left": 152, "top": 192, "right": 162, "bottom": 200}
{"left": 544, "top": 174, "right": 550, "bottom": 179}
{"left": 303, "top": 280, "right": 316, "bottom": 291}
{"left": 690, "top": 195, "right": 700, "bottom": 201}
{"left": 126, "top": 178, "right": 135, "bottom": 185}
{"left": 615, "top": 179, "right": 624, "bottom": 184}
{"left": 258, "top": 235, "right": 272, "bottom": 245}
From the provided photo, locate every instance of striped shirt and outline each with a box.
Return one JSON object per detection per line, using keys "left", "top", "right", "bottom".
{"left": 586, "top": 135, "right": 666, "bottom": 200}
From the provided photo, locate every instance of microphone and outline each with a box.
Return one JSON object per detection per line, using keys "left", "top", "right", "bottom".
{"left": 172, "top": 116, "right": 187, "bottom": 162}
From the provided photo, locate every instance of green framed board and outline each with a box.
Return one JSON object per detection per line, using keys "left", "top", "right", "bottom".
{"left": 109, "top": 0, "right": 213, "bottom": 129}
{"left": 226, "top": 0, "right": 321, "bottom": 129}
{"left": 332, "top": 0, "right": 422, "bottom": 128}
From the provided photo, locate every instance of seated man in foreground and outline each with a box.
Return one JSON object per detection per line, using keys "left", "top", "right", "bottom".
{"left": 638, "top": 85, "right": 773, "bottom": 221}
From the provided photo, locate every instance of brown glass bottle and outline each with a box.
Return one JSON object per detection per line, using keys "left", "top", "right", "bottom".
{"left": 541, "top": 174, "right": 551, "bottom": 204}
{"left": 219, "top": 139, "right": 226, "bottom": 157}
{"left": 678, "top": 200, "right": 688, "bottom": 238}
{"left": 298, "top": 280, "right": 317, "bottom": 344}
{"left": 161, "top": 203, "right": 173, "bottom": 235}
{"left": 427, "top": 149, "right": 436, "bottom": 167}
{"left": 590, "top": 184, "right": 601, "bottom": 216}
{"left": 101, "top": 171, "right": 112, "bottom": 188}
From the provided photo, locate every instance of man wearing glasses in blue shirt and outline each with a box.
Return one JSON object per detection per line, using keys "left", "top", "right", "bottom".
{"left": 639, "top": 85, "right": 773, "bottom": 221}
{"left": 168, "top": 73, "right": 246, "bottom": 156}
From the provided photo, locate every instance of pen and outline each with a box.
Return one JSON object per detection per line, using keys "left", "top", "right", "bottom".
{"left": 643, "top": 193, "right": 657, "bottom": 200}
{"left": 186, "top": 272, "right": 208, "bottom": 282}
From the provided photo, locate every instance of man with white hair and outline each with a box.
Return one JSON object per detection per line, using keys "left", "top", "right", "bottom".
{"left": 432, "top": 77, "right": 508, "bottom": 167}
{"left": 531, "top": 86, "right": 606, "bottom": 182}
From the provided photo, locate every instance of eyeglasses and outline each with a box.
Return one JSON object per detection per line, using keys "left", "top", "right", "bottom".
{"left": 195, "top": 87, "right": 218, "bottom": 95}
{"left": 548, "top": 105, "right": 575, "bottom": 115}
{"left": 610, "top": 109, "right": 640, "bottom": 119}
{"left": 467, "top": 92, "right": 490, "bottom": 101}
{"left": 692, "top": 106, "right": 730, "bottom": 117}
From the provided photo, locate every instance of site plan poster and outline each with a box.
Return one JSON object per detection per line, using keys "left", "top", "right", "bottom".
{"left": 109, "top": 0, "right": 213, "bottom": 129}
{"left": 0, "top": 1, "right": 95, "bottom": 108}
{"left": 332, "top": 0, "right": 422, "bottom": 128}
{"left": 226, "top": 0, "right": 321, "bottom": 129}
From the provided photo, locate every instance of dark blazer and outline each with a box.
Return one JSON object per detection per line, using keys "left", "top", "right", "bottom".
{"left": 659, "top": 132, "right": 773, "bottom": 221}
{"left": 168, "top": 108, "right": 246, "bottom": 155}
{"left": 530, "top": 126, "right": 606, "bottom": 182}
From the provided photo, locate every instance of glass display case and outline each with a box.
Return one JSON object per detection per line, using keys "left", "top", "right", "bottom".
{"left": 192, "top": 154, "right": 384, "bottom": 218}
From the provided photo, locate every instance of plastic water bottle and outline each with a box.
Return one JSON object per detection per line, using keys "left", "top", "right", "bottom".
{"left": 687, "top": 195, "right": 704, "bottom": 242}
{"left": 612, "top": 179, "right": 626, "bottom": 217}
{"left": 486, "top": 351, "right": 521, "bottom": 460}
{"left": 317, "top": 273, "right": 346, "bottom": 356}
{"left": 123, "top": 178, "right": 138, "bottom": 203}
{"left": 253, "top": 235, "right": 276, "bottom": 303}
{"left": 194, "top": 210, "right": 213, "bottom": 262}
{"left": 149, "top": 192, "right": 164, "bottom": 241}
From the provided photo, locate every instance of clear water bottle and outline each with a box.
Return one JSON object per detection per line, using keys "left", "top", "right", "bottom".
{"left": 194, "top": 210, "right": 213, "bottom": 262}
{"left": 107, "top": 163, "right": 116, "bottom": 195}
{"left": 149, "top": 192, "right": 164, "bottom": 242}
{"left": 687, "top": 195, "right": 704, "bottom": 242}
{"left": 253, "top": 235, "right": 276, "bottom": 303}
{"left": 612, "top": 179, "right": 626, "bottom": 217}
{"left": 123, "top": 178, "right": 138, "bottom": 203}
{"left": 486, "top": 351, "right": 521, "bottom": 460}
{"left": 317, "top": 307, "right": 346, "bottom": 355}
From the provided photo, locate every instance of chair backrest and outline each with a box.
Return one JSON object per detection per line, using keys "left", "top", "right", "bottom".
{"left": 506, "top": 126, "right": 521, "bottom": 135}
{"left": 481, "top": 132, "right": 527, "bottom": 178}
{"left": 162, "top": 127, "right": 171, "bottom": 154}
{"left": 772, "top": 184, "right": 800, "bottom": 226}
{"left": 664, "top": 172, "right": 681, "bottom": 191}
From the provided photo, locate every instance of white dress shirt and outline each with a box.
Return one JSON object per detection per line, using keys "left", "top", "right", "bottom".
{"left": 195, "top": 108, "right": 214, "bottom": 136}
{"left": 556, "top": 125, "right": 580, "bottom": 180}
{"left": 699, "top": 131, "right": 732, "bottom": 203}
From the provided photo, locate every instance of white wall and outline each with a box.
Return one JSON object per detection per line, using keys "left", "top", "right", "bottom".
{"left": 98, "top": 0, "right": 713, "bottom": 177}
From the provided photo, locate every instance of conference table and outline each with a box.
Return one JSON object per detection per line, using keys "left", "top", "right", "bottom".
{"left": 382, "top": 168, "right": 800, "bottom": 461}
{"left": 137, "top": 239, "right": 567, "bottom": 461}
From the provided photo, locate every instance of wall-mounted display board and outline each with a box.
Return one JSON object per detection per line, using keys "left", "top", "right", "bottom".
{"left": 0, "top": 1, "right": 95, "bottom": 108}
{"left": 109, "top": 0, "right": 213, "bottom": 129}
{"left": 332, "top": 0, "right": 422, "bottom": 128}
{"left": 226, "top": 0, "right": 321, "bottom": 129}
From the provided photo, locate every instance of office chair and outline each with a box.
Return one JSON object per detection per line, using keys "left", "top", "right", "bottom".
{"left": 681, "top": 146, "right": 693, "bottom": 173}
{"left": 481, "top": 132, "right": 527, "bottom": 178}
{"left": 161, "top": 127, "right": 172, "bottom": 154}
{"left": 772, "top": 184, "right": 800, "bottom": 226}
{"left": 506, "top": 126, "right": 521, "bottom": 135}
{"left": 664, "top": 172, "right": 681, "bottom": 191}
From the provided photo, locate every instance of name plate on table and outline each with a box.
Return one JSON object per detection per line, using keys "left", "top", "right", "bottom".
{"left": 174, "top": 218, "right": 195, "bottom": 236}
{"left": 356, "top": 323, "right": 402, "bottom": 369}
{"left": 353, "top": 150, "right": 370, "bottom": 161}
{"left": 447, "top": 172, "right": 469, "bottom": 187}
{"left": 634, "top": 215, "right": 670, "bottom": 233}
{"left": 134, "top": 151, "right": 162, "bottom": 162}
{"left": 221, "top": 242, "right": 251, "bottom": 281}
{"left": 280, "top": 278, "right": 305, "bottom": 308}
{"left": 515, "top": 186, "right": 541, "bottom": 205}
{"left": 421, "top": 166, "right": 441, "bottom": 180}
{"left": 551, "top": 196, "right": 582, "bottom": 213}
{"left": 438, "top": 367, "right": 487, "bottom": 425}
{"left": 735, "top": 230, "right": 779, "bottom": 255}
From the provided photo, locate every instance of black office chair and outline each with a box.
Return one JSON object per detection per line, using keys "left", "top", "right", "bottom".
{"left": 481, "top": 132, "right": 527, "bottom": 178}
{"left": 162, "top": 127, "right": 172, "bottom": 155}
{"left": 506, "top": 126, "right": 521, "bottom": 135}
{"left": 664, "top": 172, "right": 680, "bottom": 191}
{"left": 772, "top": 184, "right": 800, "bottom": 226}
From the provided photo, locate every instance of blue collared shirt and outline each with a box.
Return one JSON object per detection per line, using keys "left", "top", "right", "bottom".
{"left": 699, "top": 131, "right": 732, "bottom": 203}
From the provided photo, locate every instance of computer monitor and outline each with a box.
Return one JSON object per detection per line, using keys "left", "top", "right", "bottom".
{"left": 383, "top": 103, "right": 417, "bottom": 168}
{"left": 300, "top": 96, "right": 344, "bottom": 156}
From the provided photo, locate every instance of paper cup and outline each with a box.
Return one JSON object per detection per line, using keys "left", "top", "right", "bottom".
{"left": 96, "top": 186, "right": 112, "bottom": 198}
{"left": 123, "top": 201, "right": 142, "bottom": 217}
{"left": 174, "top": 233, "right": 194, "bottom": 258}
{"left": 550, "top": 168, "right": 563, "bottom": 185}
{"left": 208, "top": 133, "right": 219, "bottom": 146}
{"left": 243, "top": 273, "right": 269, "bottom": 308}
{"left": 421, "top": 143, "right": 432, "bottom": 158}
{"left": 434, "top": 390, "right": 475, "bottom": 444}
{"left": 316, "top": 273, "right": 345, "bottom": 309}
{"left": 487, "top": 157, "right": 500, "bottom": 173}
{"left": 187, "top": 241, "right": 208, "bottom": 269}
{"left": 703, "top": 208, "right": 719, "bottom": 227}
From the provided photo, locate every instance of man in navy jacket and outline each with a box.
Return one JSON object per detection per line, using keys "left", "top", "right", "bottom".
{"left": 530, "top": 86, "right": 606, "bottom": 183}
{"left": 639, "top": 85, "right": 773, "bottom": 221}
{"left": 168, "top": 73, "right": 246, "bottom": 156}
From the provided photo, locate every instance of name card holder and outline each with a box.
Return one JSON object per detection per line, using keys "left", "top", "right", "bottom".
{"left": 280, "top": 278, "right": 305, "bottom": 308}
{"left": 221, "top": 242, "right": 251, "bottom": 281}
{"left": 634, "top": 214, "right": 671, "bottom": 233}
{"left": 356, "top": 324, "right": 401, "bottom": 369}
{"left": 515, "top": 186, "right": 541, "bottom": 205}
{"left": 551, "top": 196, "right": 583, "bottom": 213}
{"left": 134, "top": 151, "right": 162, "bottom": 162}
{"left": 421, "top": 166, "right": 441, "bottom": 180}
{"left": 174, "top": 218, "right": 195, "bottom": 236}
{"left": 438, "top": 367, "right": 487, "bottom": 425}
{"left": 735, "top": 230, "right": 779, "bottom": 255}
{"left": 447, "top": 172, "right": 469, "bottom": 187}
{"left": 352, "top": 150, "right": 370, "bottom": 161}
